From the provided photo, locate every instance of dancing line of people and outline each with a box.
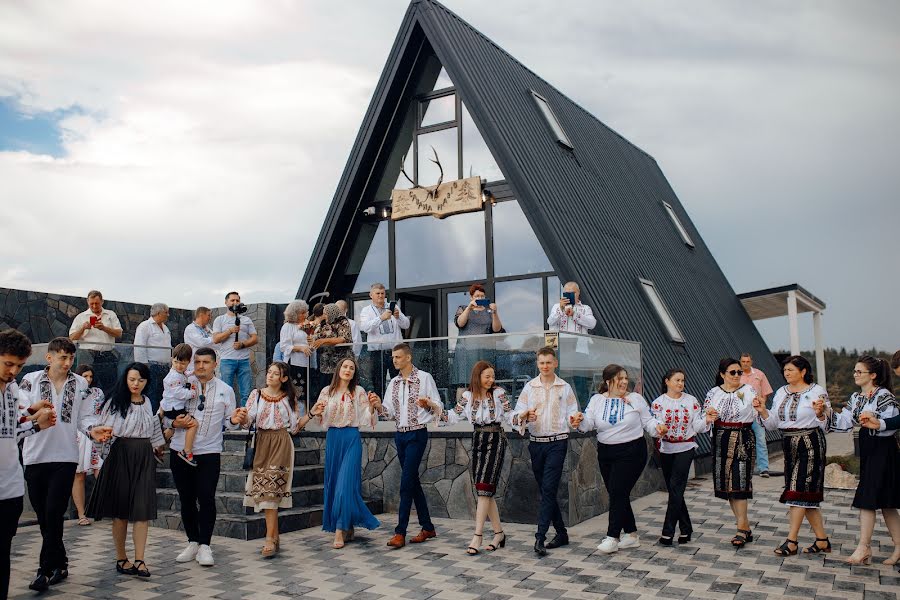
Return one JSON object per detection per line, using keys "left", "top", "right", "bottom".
{"left": 1, "top": 324, "right": 898, "bottom": 599}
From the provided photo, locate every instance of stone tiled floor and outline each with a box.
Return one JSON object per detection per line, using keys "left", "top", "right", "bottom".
{"left": 9, "top": 459, "right": 899, "bottom": 599}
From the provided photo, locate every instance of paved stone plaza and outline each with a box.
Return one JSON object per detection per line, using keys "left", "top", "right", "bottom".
{"left": 9, "top": 453, "right": 899, "bottom": 599}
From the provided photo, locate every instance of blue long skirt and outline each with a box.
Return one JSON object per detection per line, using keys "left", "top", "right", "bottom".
{"left": 322, "top": 427, "right": 380, "bottom": 532}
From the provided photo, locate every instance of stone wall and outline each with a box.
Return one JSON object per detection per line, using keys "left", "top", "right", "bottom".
{"left": 298, "top": 430, "right": 665, "bottom": 526}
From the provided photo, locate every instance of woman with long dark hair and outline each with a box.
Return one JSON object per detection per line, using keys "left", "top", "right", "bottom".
{"left": 649, "top": 369, "right": 713, "bottom": 545}
{"left": 86, "top": 362, "right": 165, "bottom": 577}
{"left": 443, "top": 360, "right": 512, "bottom": 555}
{"left": 703, "top": 357, "right": 758, "bottom": 548}
{"left": 754, "top": 355, "right": 831, "bottom": 556}
{"left": 233, "top": 362, "right": 311, "bottom": 558}
{"left": 310, "top": 357, "right": 380, "bottom": 549}
{"left": 831, "top": 355, "right": 900, "bottom": 565}
{"left": 579, "top": 364, "right": 665, "bottom": 554}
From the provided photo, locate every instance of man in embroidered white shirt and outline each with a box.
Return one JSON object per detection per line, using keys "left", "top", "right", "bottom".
{"left": 359, "top": 283, "right": 409, "bottom": 397}
{"left": 547, "top": 281, "right": 597, "bottom": 334}
{"left": 18, "top": 337, "right": 111, "bottom": 591}
{"left": 134, "top": 302, "right": 173, "bottom": 413}
{"left": 183, "top": 306, "right": 215, "bottom": 376}
{"left": 511, "top": 346, "right": 582, "bottom": 556}
{"left": 169, "top": 347, "right": 242, "bottom": 567}
{"left": 68, "top": 290, "right": 123, "bottom": 394}
{"left": 368, "top": 343, "right": 442, "bottom": 549}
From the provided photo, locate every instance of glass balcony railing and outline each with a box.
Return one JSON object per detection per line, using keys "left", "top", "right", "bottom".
{"left": 20, "top": 332, "right": 641, "bottom": 431}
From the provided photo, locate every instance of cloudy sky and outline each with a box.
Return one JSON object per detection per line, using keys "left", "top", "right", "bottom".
{"left": 1, "top": 1, "right": 897, "bottom": 352}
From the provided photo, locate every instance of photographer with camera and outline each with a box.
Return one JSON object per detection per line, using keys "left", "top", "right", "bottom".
{"left": 212, "top": 292, "right": 258, "bottom": 407}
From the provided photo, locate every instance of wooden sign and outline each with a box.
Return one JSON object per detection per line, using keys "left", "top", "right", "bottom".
{"left": 391, "top": 176, "right": 482, "bottom": 221}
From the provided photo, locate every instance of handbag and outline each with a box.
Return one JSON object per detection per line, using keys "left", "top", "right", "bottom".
{"left": 242, "top": 389, "right": 259, "bottom": 470}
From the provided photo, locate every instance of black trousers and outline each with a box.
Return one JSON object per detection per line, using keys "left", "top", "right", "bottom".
{"left": 24, "top": 462, "right": 77, "bottom": 572}
{"left": 147, "top": 362, "right": 169, "bottom": 414}
{"left": 597, "top": 436, "right": 647, "bottom": 539}
{"left": 0, "top": 496, "right": 23, "bottom": 600}
{"left": 170, "top": 451, "right": 220, "bottom": 546}
{"left": 528, "top": 439, "right": 568, "bottom": 541}
{"left": 367, "top": 349, "right": 399, "bottom": 398}
{"left": 660, "top": 448, "right": 694, "bottom": 537}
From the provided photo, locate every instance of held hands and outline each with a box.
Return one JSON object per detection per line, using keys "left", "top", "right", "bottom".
{"left": 525, "top": 408, "right": 538, "bottom": 423}
{"left": 811, "top": 397, "right": 826, "bottom": 419}
{"left": 90, "top": 426, "right": 113, "bottom": 443}
{"left": 310, "top": 402, "right": 325, "bottom": 417}
{"left": 34, "top": 407, "right": 56, "bottom": 429}
{"left": 28, "top": 399, "right": 53, "bottom": 415}
{"left": 859, "top": 411, "right": 880, "bottom": 430}
{"left": 569, "top": 412, "right": 584, "bottom": 428}
{"left": 230, "top": 407, "right": 249, "bottom": 426}
{"left": 705, "top": 407, "right": 719, "bottom": 424}
{"left": 416, "top": 397, "right": 433, "bottom": 409}
{"left": 656, "top": 423, "right": 669, "bottom": 437}
{"left": 367, "top": 392, "right": 382, "bottom": 411}
{"left": 751, "top": 397, "right": 764, "bottom": 413}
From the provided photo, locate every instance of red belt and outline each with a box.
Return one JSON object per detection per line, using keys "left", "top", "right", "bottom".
{"left": 663, "top": 436, "right": 695, "bottom": 443}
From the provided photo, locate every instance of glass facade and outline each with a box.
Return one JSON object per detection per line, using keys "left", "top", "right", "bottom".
{"left": 492, "top": 200, "right": 553, "bottom": 277}
{"left": 420, "top": 93, "right": 456, "bottom": 128}
{"left": 394, "top": 212, "right": 487, "bottom": 288}
{"left": 461, "top": 103, "right": 504, "bottom": 182}
{"left": 416, "top": 127, "right": 458, "bottom": 185}
{"left": 495, "top": 278, "right": 545, "bottom": 343}
{"left": 348, "top": 221, "right": 389, "bottom": 293}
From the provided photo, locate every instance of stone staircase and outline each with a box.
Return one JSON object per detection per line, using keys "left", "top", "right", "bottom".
{"left": 151, "top": 432, "right": 382, "bottom": 540}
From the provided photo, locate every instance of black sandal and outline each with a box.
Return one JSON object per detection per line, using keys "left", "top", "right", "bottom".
{"left": 658, "top": 536, "right": 673, "bottom": 546}
{"left": 731, "top": 529, "right": 753, "bottom": 548}
{"left": 116, "top": 559, "right": 136, "bottom": 575}
{"left": 678, "top": 534, "right": 692, "bottom": 544}
{"left": 774, "top": 539, "right": 798, "bottom": 556}
{"left": 803, "top": 537, "right": 831, "bottom": 554}
{"left": 467, "top": 534, "right": 482, "bottom": 556}
{"left": 486, "top": 531, "right": 506, "bottom": 551}
{"left": 133, "top": 560, "right": 151, "bottom": 578}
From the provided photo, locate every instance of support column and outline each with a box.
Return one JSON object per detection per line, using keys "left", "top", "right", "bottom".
{"left": 813, "top": 311, "right": 826, "bottom": 388}
{"left": 787, "top": 290, "right": 800, "bottom": 356}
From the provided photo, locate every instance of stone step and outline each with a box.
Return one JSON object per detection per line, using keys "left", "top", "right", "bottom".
{"left": 157, "top": 484, "right": 325, "bottom": 515}
{"left": 151, "top": 498, "right": 383, "bottom": 540}
{"left": 156, "top": 464, "right": 324, "bottom": 493}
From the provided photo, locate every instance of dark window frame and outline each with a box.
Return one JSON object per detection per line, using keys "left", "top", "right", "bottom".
{"left": 638, "top": 278, "right": 685, "bottom": 344}
{"left": 530, "top": 90, "right": 573, "bottom": 150}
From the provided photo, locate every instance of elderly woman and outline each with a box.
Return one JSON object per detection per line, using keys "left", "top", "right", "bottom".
{"left": 279, "top": 300, "right": 312, "bottom": 401}
{"left": 311, "top": 304, "right": 353, "bottom": 383}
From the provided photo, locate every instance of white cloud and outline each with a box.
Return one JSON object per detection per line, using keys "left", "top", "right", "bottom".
{"left": 0, "top": 0, "right": 897, "bottom": 350}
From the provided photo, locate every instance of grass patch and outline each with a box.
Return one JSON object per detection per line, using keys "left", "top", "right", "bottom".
{"left": 826, "top": 455, "right": 860, "bottom": 475}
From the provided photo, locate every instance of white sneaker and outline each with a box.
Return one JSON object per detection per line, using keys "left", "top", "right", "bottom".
{"left": 196, "top": 544, "right": 214, "bottom": 566}
{"left": 597, "top": 536, "right": 619, "bottom": 553}
{"left": 618, "top": 533, "right": 640, "bottom": 549}
{"left": 175, "top": 541, "right": 199, "bottom": 563}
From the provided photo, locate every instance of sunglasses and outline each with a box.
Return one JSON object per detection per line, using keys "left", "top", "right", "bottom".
{"left": 725, "top": 370, "right": 742, "bottom": 377}
{"left": 197, "top": 394, "right": 206, "bottom": 412}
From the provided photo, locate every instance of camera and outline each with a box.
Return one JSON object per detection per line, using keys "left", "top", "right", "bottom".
{"left": 231, "top": 302, "right": 248, "bottom": 314}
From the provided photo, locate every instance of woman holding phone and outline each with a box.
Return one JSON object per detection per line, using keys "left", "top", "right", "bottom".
{"left": 454, "top": 284, "right": 504, "bottom": 396}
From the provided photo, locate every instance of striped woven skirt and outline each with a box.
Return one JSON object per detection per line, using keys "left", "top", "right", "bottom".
{"left": 780, "top": 427, "right": 826, "bottom": 507}
{"left": 712, "top": 422, "right": 755, "bottom": 500}
{"left": 471, "top": 423, "right": 507, "bottom": 497}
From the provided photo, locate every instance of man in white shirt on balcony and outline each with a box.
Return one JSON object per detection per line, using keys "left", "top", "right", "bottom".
{"left": 68, "top": 290, "right": 123, "bottom": 394}
{"left": 359, "top": 283, "right": 409, "bottom": 397}
{"left": 547, "top": 281, "right": 597, "bottom": 334}
{"left": 134, "top": 303, "right": 173, "bottom": 413}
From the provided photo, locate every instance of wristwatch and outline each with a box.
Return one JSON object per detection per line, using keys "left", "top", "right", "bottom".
{"left": 33, "top": 422, "right": 41, "bottom": 433}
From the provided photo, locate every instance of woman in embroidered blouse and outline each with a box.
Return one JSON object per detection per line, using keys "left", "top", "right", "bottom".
{"left": 85, "top": 362, "right": 163, "bottom": 577}
{"left": 233, "top": 362, "right": 311, "bottom": 558}
{"left": 279, "top": 300, "right": 312, "bottom": 398}
{"left": 311, "top": 303, "right": 353, "bottom": 381}
{"left": 310, "top": 357, "right": 380, "bottom": 549}
{"left": 703, "top": 357, "right": 758, "bottom": 548}
{"left": 830, "top": 355, "right": 900, "bottom": 565}
{"left": 71, "top": 364, "right": 105, "bottom": 526}
{"left": 650, "top": 369, "right": 713, "bottom": 546}
{"left": 754, "top": 355, "right": 831, "bottom": 556}
{"left": 579, "top": 364, "right": 666, "bottom": 554}
{"left": 443, "top": 360, "right": 512, "bottom": 555}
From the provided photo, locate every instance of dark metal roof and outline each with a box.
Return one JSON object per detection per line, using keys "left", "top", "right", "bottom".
{"left": 297, "top": 0, "right": 784, "bottom": 453}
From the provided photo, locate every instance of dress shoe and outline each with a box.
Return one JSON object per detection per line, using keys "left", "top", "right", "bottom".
{"left": 386, "top": 533, "right": 406, "bottom": 548}
{"left": 47, "top": 568, "right": 68, "bottom": 585}
{"left": 545, "top": 533, "right": 569, "bottom": 549}
{"left": 534, "top": 539, "right": 548, "bottom": 557}
{"left": 410, "top": 529, "right": 437, "bottom": 543}
{"left": 28, "top": 570, "right": 49, "bottom": 592}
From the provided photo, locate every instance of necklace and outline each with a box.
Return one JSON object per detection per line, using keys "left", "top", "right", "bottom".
{"left": 260, "top": 389, "right": 286, "bottom": 403}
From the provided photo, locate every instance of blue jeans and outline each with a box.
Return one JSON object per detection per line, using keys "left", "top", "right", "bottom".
{"left": 751, "top": 419, "right": 769, "bottom": 472}
{"left": 394, "top": 429, "right": 433, "bottom": 536}
{"left": 220, "top": 359, "right": 252, "bottom": 407}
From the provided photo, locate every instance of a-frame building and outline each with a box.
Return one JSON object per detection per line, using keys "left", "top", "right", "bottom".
{"left": 297, "top": 0, "right": 781, "bottom": 423}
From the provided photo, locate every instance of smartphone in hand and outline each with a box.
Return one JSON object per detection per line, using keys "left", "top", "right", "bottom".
{"left": 562, "top": 292, "right": 576, "bottom": 305}
{"left": 475, "top": 298, "right": 491, "bottom": 307}
{"left": 389, "top": 301, "right": 397, "bottom": 313}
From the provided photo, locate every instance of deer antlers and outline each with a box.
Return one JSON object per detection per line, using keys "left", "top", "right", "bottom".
{"left": 398, "top": 146, "right": 443, "bottom": 201}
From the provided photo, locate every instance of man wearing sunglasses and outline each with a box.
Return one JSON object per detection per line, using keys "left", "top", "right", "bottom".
{"left": 169, "top": 347, "right": 242, "bottom": 568}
